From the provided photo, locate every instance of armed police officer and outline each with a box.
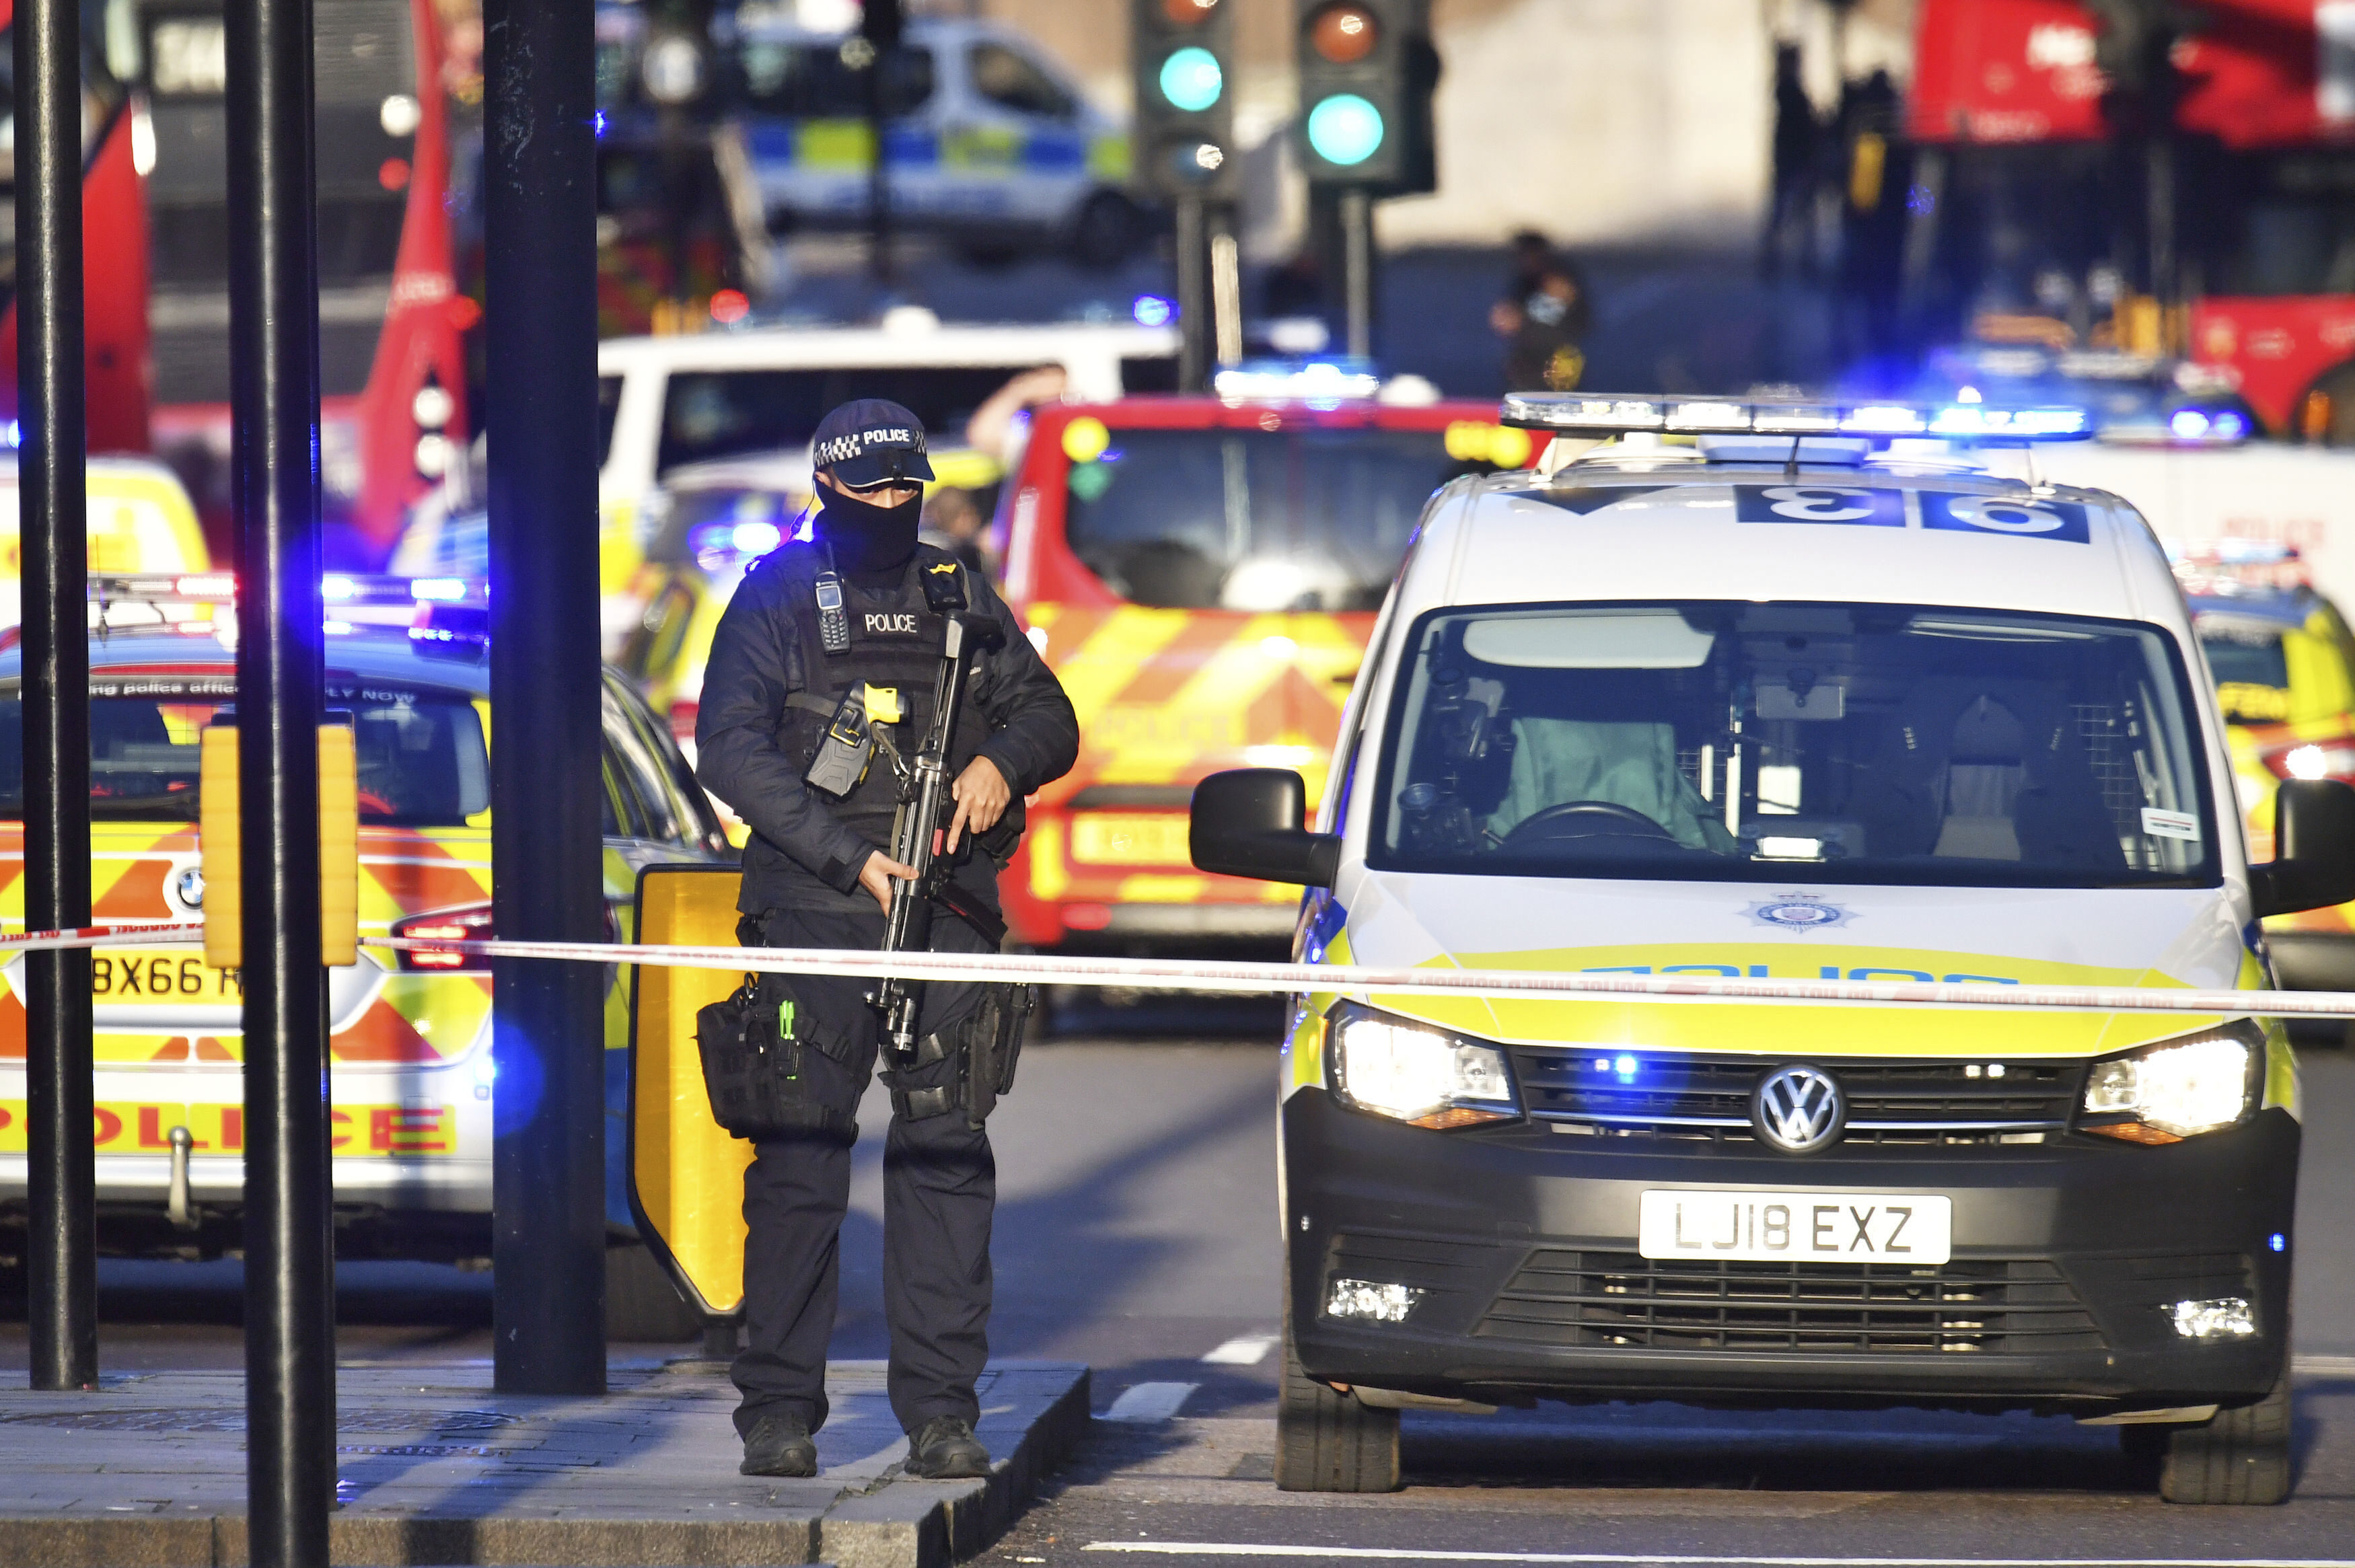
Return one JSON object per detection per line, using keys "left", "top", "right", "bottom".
{"left": 697, "top": 400, "right": 1078, "bottom": 1482}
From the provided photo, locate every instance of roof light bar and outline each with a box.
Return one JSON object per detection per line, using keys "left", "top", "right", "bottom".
{"left": 1502, "top": 394, "right": 2091, "bottom": 442}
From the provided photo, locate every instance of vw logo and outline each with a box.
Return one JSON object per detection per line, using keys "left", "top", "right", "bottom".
{"left": 1751, "top": 1064, "right": 1845, "bottom": 1154}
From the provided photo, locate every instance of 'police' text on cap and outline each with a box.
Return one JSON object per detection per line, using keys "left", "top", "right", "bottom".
{"left": 809, "top": 399, "right": 937, "bottom": 489}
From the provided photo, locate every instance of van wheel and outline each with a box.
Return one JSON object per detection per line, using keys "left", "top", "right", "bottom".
{"left": 1274, "top": 1334, "right": 1400, "bottom": 1493}
{"left": 2132, "top": 1372, "right": 2293, "bottom": 1504}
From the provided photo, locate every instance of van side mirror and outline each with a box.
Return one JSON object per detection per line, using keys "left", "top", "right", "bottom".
{"left": 1190, "top": 769, "right": 1342, "bottom": 888}
{"left": 2253, "top": 778, "right": 2355, "bottom": 918}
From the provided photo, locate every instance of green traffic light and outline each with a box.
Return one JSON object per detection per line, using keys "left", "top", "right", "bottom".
{"left": 1306, "top": 93, "right": 1384, "bottom": 166}
{"left": 1159, "top": 46, "right": 1224, "bottom": 113}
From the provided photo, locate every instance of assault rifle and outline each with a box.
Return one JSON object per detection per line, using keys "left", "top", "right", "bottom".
{"left": 871, "top": 609, "right": 1006, "bottom": 1066}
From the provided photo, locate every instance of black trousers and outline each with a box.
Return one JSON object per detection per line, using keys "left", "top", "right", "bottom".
{"left": 731, "top": 904, "right": 996, "bottom": 1438}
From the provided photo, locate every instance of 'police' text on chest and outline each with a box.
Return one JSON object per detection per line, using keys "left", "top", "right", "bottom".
{"left": 863, "top": 612, "right": 921, "bottom": 636}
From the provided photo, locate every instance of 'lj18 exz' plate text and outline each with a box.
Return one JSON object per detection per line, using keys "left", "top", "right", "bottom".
{"left": 1637, "top": 1190, "right": 1953, "bottom": 1265}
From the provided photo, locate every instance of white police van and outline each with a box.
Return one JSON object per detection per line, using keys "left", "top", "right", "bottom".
{"left": 1190, "top": 394, "right": 2350, "bottom": 1503}
{"left": 733, "top": 17, "right": 1138, "bottom": 266}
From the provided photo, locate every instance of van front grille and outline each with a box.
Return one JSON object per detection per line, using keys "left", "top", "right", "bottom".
{"left": 1476, "top": 1249, "right": 2105, "bottom": 1354}
{"left": 1515, "top": 1051, "right": 2081, "bottom": 1146}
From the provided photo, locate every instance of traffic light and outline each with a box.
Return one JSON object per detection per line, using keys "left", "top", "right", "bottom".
{"left": 1132, "top": 0, "right": 1239, "bottom": 202}
{"left": 1296, "top": 0, "right": 1437, "bottom": 193}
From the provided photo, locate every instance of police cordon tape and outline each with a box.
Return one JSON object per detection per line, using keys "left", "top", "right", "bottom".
{"left": 17, "top": 919, "right": 2355, "bottom": 1020}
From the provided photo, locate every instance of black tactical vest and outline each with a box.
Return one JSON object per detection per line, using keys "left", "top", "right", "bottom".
{"left": 768, "top": 542, "right": 992, "bottom": 844}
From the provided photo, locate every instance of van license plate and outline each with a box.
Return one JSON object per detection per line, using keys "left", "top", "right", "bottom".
{"left": 1637, "top": 1190, "right": 1952, "bottom": 1265}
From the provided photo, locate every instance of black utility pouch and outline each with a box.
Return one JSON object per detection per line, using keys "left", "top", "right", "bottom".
{"left": 694, "top": 974, "right": 859, "bottom": 1141}
{"left": 959, "top": 983, "right": 1038, "bottom": 1129}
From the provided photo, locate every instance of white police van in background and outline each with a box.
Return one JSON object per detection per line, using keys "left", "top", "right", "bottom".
{"left": 732, "top": 15, "right": 1140, "bottom": 267}
{"left": 1192, "top": 393, "right": 2349, "bottom": 1503}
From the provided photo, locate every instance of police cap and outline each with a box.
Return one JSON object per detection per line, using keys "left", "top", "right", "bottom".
{"left": 809, "top": 398, "right": 936, "bottom": 489}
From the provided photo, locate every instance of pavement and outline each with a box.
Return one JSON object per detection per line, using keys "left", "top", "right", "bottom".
{"left": 0, "top": 1355, "right": 1088, "bottom": 1568}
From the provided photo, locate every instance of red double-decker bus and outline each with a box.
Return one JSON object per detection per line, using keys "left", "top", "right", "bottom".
{"left": 136, "top": 0, "right": 476, "bottom": 556}
{"left": 0, "top": 0, "right": 153, "bottom": 457}
{"left": 1904, "top": 0, "right": 2355, "bottom": 437}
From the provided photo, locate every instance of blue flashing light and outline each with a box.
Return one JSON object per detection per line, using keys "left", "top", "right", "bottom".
{"left": 1927, "top": 403, "right": 2087, "bottom": 439}
{"left": 410, "top": 576, "right": 470, "bottom": 602}
{"left": 730, "top": 521, "right": 783, "bottom": 556}
{"left": 1, "top": 420, "right": 20, "bottom": 448}
{"left": 1132, "top": 293, "right": 1176, "bottom": 328}
{"left": 594, "top": 109, "right": 608, "bottom": 139}
{"left": 323, "top": 620, "right": 356, "bottom": 636}
{"left": 1613, "top": 1053, "right": 1638, "bottom": 1078}
{"left": 2270, "top": 1232, "right": 2286, "bottom": 1253}
{"left": 1306, "top": 94, "right": 1385, "bottom": 167}
{"left": 2215, "top": 411, "right": 2248, "bottom": 439}
{"left": 2170, "top": 408, "right": 2211, "bottom": 439}
{"left": 1159, "top": 47, "right": 1224, "bottom": 113}
{"left": 322, "top": 574, "right": 358, "bottom": 601}
{"left": 1592, "top": 1057, "right": 1611, "bottom": 1072}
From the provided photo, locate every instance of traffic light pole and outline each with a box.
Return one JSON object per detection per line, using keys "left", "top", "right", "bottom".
{"left": 226, "top": 0, "right": 336, "bottom": 1553}
{"left": 1340, "top": 187, "right": 1375, "bottom": 361}
{"left": 1175, "top": 194, "right": 1212, "bottom": 392}
{"left": 14, "top": 0, "right": 98, "bottom": 1397}
{"left": 484, "top": 0, "right": 610, "bottom": 1396}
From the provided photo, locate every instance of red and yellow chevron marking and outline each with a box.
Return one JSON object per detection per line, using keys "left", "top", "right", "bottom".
{"left": 1021, "top": 603, "right": 1373, "bottom": 907}
{"left": 0, "top": 823, "right": 498, "bottom": 1069}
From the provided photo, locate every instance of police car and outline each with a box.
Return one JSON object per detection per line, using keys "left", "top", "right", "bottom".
{"left": 0, "top": 582, "right": 726, "bottom": 1326}
{"left": 733, "top": 17, "right": 1138, "bottom": 266}
{"left": 1190, "top": 394, "right": 2344, "bottom": 1503}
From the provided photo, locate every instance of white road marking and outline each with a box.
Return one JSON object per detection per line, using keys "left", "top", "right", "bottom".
{"left": 1084, "top": 1550, "right": 2355, "bottom": 1567}
{"left": 1101, "top": 1382, "right": 1198, "bottom": 1423}
{"left": 1200, "top": 1334, "right": 1278, "bottom": 1366}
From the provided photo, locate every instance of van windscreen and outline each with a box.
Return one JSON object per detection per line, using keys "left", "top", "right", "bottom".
{"left": 0, "top": 678, "right": 490, "bottom": 826}
{"left": 657, "top": 366, "right": 1033, "bottom": 475}
{"left": 1062, "top": 427, "right": 1482, "bottom": 611}
{"left": 1371, "top": 601, "right": 2218, "bottom": 889}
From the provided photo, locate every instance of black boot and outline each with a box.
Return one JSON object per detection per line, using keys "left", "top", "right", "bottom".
{"left": 740, "top": 1413, "right": 818, "bottom": 1477}
{"left": 903, "top": 1415, "right": 991, "bottom": 1479}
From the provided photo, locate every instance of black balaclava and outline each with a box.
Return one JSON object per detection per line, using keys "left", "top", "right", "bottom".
{"left": 817, "top": 482, "right": 921, "bottom": 576}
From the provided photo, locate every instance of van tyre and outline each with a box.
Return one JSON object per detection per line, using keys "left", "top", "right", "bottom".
{"left": 2133, "top": 1371, "right": 2293, "bottom": 1504}
{"left": 1274, "top": 1337, "right": 1400, "bottom": 1493}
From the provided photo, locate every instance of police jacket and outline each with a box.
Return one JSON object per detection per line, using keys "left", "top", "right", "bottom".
{"left": 696, "top": 540, "right": 1079, "bottom": 918}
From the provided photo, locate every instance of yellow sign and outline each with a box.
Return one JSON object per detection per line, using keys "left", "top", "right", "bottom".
{"left": 629, "top": 864, "right": 754, "bottom": 1320}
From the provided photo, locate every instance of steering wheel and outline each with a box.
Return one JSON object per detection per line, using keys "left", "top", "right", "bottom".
{"left": 1497, "top": 798, "right": 1677, "bottom": 850}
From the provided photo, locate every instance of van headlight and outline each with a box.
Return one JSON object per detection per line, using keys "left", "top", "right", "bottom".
{"left": 1328, "top": 1002, "right": 1519, "bottom": 1129}
{"left": 2078, "top": 1023, "right": 2263, "bottom": 1144}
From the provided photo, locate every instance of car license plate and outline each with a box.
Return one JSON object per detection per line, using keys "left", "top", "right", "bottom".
{"left": 1637, "top": 1190, "right": 1952, "bottom": 1265}
{"left": 92, "top": 949, "right": 241, "bottom": 1005}
{"left": 1069, "top": 811, "right": 1193, "bottom": 867}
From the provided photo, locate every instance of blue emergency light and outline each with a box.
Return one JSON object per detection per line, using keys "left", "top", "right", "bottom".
{"left": 1502, "top": 393, "right": 2094, "bottom": 443}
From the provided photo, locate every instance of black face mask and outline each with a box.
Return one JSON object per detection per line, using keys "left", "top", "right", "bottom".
{"left": 817, "top": 486, "right": 921, "bottom": 575}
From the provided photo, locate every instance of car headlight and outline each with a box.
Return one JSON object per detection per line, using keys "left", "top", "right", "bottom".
{"left": 2078, "top": 1022, "right": 2263, "bottom": 1143}
{"left": 1328, "top": 1002, "right": 1519, "bottom": 1129}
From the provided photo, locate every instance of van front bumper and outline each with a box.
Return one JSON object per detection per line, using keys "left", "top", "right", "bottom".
{"left": 1284, "top": 1088, "right": 2297, "bottom": 1416}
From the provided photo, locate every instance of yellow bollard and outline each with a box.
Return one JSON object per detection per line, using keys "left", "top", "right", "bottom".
{"left": 199, "top": 726, "right": 242, "bottom": 971}
{"left": 197, "top": 722, "right": 364, "bottom": 969}
{"left": 629, "top": 864, "right": 754, "bottom": 1318}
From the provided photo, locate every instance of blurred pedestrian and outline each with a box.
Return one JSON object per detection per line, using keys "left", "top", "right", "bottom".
{"left": 1762, "top": 42, "right": 1821, "bottom": 280}
{"left": 1490, "top": 231, "right": 1589, "bottom": 392}
{"left": 920, "top": 484, "right": 991, "bottom": 577}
